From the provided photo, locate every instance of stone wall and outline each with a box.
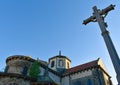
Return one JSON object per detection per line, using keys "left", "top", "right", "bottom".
{"left": 61, "top": 69, "right": 93, "bottom": 85}
{"left": 0, "top": 76, "right": 30, "bottom": 85}
{"left": 6, "top": 59, "right": 32, "bottom": 75}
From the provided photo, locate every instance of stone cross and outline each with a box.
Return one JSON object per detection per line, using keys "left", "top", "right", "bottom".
{"left": 83, "top": 4, "right": 120, "bottom": 84}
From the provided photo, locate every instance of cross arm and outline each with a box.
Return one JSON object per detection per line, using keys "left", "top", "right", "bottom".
{"left": 83, "top": 4, "right": 115, "bottom": 25}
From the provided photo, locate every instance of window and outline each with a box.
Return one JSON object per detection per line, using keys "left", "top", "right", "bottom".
{"left": 88, "top": 79, "right": 92, "bottom": 85}
{"left": 67, "top": 62, "right": 70, "bottom": 68}
{"left": 51, "top": 61, "right": 55, "bottom": 67}
{"left": 22, "top": 66, "right": 28, "bottom": 76}
{"left": 59, "top": 60, "right": 63, "bottom": 67}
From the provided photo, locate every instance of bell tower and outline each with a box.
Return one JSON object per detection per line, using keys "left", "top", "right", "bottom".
{"left": 48, "top": 51, "right": 71, "bottom": 73}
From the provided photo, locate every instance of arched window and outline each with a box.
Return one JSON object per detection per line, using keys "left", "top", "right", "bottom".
{"left": 51, "top": 61, "right": 55, "bottom": 67}
{"left": 59, "top": 60, "right": 63, "bottom": 67}
{"left": 67, "top": 62, "right": 70, "bottom": 68}
{"left": 22, "top": 66, "right": 28, "bottom": 76}
{"left": 88, "top": 79, "right": 92, "bottom": 85}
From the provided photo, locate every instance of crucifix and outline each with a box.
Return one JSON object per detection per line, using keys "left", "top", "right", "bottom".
{"left": 83, "top": 4, "right": 120, "bottom": 84}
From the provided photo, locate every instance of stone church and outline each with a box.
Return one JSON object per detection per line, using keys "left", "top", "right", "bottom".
{"left": 0, "top": 54, "right": 113, "bottom": 85}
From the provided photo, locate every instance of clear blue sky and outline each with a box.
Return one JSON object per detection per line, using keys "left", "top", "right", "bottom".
{"left": 0, "top": 0, "right": 120, "bottom": 84}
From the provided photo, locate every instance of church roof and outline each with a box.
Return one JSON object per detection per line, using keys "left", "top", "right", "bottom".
{"left": 62, "top": 58, "right": 110, "bottom": 77}
{"left": 63, "top": 59, "right": 98, "bottom": 76}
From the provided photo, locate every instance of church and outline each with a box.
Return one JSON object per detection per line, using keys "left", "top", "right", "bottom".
{"left": 0, "top": 53, "right": 113, "bottom": 85}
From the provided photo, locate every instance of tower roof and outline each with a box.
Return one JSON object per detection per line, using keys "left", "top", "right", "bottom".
{"left": 49, "top": 51, "right": 71, "bottom": 62}
{"left": 49, "top": 55, "right": 71, "bottom": 62}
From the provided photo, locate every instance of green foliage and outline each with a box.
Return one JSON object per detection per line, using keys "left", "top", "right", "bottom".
{"left": 29, "top": 61, "right": 40, "bottom": 78}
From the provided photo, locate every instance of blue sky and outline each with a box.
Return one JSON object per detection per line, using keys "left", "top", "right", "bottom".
{"left": 0, "top": 0, "right": 120, "bottom": 84}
